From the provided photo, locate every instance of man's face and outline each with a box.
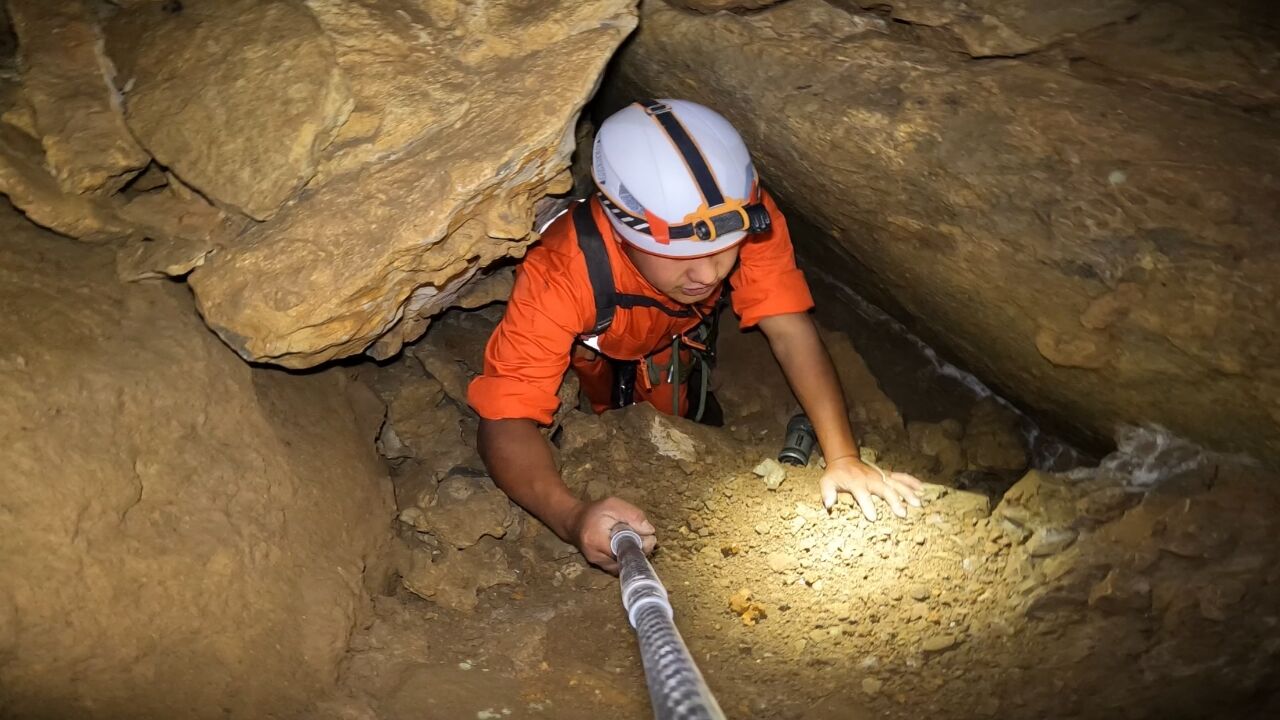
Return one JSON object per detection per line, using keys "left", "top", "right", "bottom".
{"left": 623, "top": 242, "right": 741, "bottom": 305}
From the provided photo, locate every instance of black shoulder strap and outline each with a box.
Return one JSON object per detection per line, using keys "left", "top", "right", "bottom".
{"left": 573, "top": 199, "right": 701, "bottom": 337}
{"left": 573, "top": 201, "right": 617, "bottom": 336}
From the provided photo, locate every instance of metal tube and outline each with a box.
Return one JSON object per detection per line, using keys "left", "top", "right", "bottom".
{"left": 611, "top": 524, "right": 727, "bottom": 720}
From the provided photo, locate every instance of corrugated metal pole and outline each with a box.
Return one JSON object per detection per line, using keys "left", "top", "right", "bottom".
{"left": 611, "top": 523, "right": 727, "bottom": 720}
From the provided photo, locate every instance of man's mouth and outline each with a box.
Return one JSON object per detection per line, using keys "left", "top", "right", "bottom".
{"left": 681, "top": 285, "right": 713, "bottom": 297}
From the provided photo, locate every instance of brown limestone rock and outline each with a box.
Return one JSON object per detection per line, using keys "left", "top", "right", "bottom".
{"left": 963, "top": 398, "right": 1028, "bottom": 473}
{"left": 1068, "top": 1, "right": 1280, "bottom": 110}
{"left": 401, "top": 542, "right": 517, "bottom": 612}
{"left": 857, "top": 0, "right": 1144, "bottom": 57}
{"left": 106, "top": 0, "right": 352, "bottom": 220}
{"left": 821, "top": 326, "right": 906, "bottom": 440}
{"left": 0, "top": 122, "right": 132, "bottom": 241}
{"left": 114, "top": 179, "right": 250, "bottom": 280}
{"left": 666, "top": 0, "right": 785, "bottom": 12}
{"left": 0, "top": 209, "right": 395, "bottom": 720}
{"left": 400, "top": 473, "right": 515, "bottom": 550}
{"left": 908, "top": 420, "right": 967, "bottom": 481}
{"left": 188, "top": 0, "right": 636, "bottom": 368}
{"left": 377, "top": 371, "right": 470, "bottom": 465}
{"left": 994, "top": 469, "right": 1082, "bottom": 535}
{"left": 612, "top": 0, "right": 1280, "bottom": 465}
{"left": 7, "top": 0, "right": 149, "bottom": 195}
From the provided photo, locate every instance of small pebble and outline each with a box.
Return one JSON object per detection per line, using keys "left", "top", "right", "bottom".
{"left": 922, "top": 634, "right": 959, "bottom": 653}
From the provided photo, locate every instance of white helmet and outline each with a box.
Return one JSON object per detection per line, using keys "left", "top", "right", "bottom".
{"left": 591, "top": 99, "right": 772, "bottom": 259}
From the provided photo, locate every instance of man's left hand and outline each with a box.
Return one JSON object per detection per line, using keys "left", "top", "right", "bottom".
{"left": 819, "top": 456, "right": 924, "bottom": 521}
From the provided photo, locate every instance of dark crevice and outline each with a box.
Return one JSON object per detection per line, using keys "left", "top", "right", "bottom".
{"left": 0, "top": 3, "right": 14, "bottom": 68}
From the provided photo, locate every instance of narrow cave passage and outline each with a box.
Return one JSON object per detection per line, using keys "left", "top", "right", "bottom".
{"left": 1, "top": 1, "right": 1277, "bottom": 720}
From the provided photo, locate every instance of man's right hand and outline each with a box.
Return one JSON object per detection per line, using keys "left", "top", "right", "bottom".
{"left": 565, "top": 497, "right": 657, "bottom": 574}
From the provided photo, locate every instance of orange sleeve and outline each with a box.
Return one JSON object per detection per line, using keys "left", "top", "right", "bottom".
{"left": 730, "top": 189, "right": 815, "bottom": 328}
{"left": 467, "top": 241, "right": 594, "bottom": 424}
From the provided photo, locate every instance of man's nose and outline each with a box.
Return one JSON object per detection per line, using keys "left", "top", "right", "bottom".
{"left": 687, "top": 258, "right": 717, "bottom": 285}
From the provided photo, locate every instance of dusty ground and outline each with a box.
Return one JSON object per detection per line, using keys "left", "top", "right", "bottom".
{"left": 325, "top": 305, "right": 1280, "bottom": 720}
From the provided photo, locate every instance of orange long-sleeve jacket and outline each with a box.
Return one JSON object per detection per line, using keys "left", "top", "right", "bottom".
{"left": 467, "top": 191, "right": 814, "bottom": 424}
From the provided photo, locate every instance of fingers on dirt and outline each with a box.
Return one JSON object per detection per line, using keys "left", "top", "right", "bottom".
{"left": 819, "top": 477, "right": 839, "bottom": 510}
{"left": 882, "top": 487, "right": 908, "bottom": 518}
{"left": 852, "top": 487, "right": 878, "bottom": 522}
{"left": 890, "top": 477, "right": 923, "bottom": 506}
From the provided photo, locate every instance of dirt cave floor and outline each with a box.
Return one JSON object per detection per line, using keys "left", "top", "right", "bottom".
{"left": 325, "top": 305, "right": 1280, "bottom": 720}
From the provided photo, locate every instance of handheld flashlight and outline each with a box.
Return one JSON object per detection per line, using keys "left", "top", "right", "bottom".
{"left": 778, "top": 413, "right": 817, "bottom": 466}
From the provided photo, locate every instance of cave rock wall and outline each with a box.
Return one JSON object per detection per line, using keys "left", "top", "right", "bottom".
{"left": 0, "top": 0, "right": 638, "bottom": 367}
{"left": 615, "top": 0, "right": 1280, "bottom": 465}
{"left": 0, "top": 209, "right": 396, "bottom": 719}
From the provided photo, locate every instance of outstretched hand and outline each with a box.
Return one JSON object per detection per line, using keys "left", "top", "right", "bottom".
{"left": 819, "top": 456, "right": 924, "bottom": 521}
{"left": 567, "top": 496, "right": 657, "bottom": 574}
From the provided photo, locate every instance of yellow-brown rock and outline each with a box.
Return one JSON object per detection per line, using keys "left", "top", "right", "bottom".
{"left": 0, "top": 122, "right": 133, "bottom": 241}
{"left": 106, "top": 0, "right": 353, "bottom": 220}
{"left": 114, "top": 178, "right": 250, "bottom": 281}
{"left": 188, "top": 0, "right": 637, "bottom": 367}
{"left": 855, "top": 0, "right": 1143, "bottom": 57}
{"left": 611, "top": 0, "right": 1280, "bottom": 465}
{"left": 7, "top": 0, "right": 150, "bottom": 195}
{"left": 0, "top": 207, "right": 395, "bottom": 719}
{"left": 666, "top": 0, "right": 784, "bottom": 12}
{"left": 1069, "top": 2, "right": 1280, "bottom": 109}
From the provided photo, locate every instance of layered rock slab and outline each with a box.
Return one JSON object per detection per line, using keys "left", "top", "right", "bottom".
{"left": 0, "top": 208, "right": 395, "bottom": 719}
{"left": 106, "top": 0, "right": 352, "bottom": 220}
{"left": 0, "top": 123, "right": 133, "bottom": 240}
{"left": 187, "top": 0, "right": 638, "bottom": 367}
{"left": 612, "top": 0, "right": 1280, "bottom": 465}
{"left": 7, "top": 0, "right": 149, "bottom": 195}
{"left": 855, "top": 0, "right": 1144, "bottom": 57}
{"left": 666, "top": 0, "right": 785, "bottom": 12}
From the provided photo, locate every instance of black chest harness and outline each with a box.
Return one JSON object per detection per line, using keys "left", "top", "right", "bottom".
{"left": 571, "top": 200, "right": 726, "bottom": 421}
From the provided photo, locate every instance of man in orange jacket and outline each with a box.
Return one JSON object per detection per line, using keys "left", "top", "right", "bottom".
{"left": 468, "top": 99, "right": 922, "bottom": 573}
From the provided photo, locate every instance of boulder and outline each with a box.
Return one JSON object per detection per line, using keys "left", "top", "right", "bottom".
{"left": 7, "top": 0, "right": 149, "bottom": 195}
{"left": 611, "top": 0, "right": 1280, "bottom": 466}
{"left": 106, "top": 0, "right": 352, "bottom": 220}
{"left": 187, "top": 0, "right": 638, "bottom": 367}
{"left": 0, "top": 209, "right": 395, "bottom": 719}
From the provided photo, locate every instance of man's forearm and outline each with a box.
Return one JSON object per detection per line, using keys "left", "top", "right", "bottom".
{"left": 760, "top": 313, "right": 860, "bottom": 462}
{"left": 478, "top": 418, "right": 582, "bottom": 540}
